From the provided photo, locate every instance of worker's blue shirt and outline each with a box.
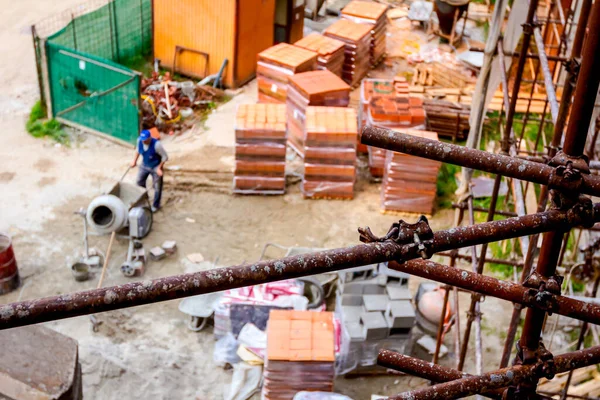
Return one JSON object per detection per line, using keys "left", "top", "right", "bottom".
{"left": 138, "top": 138, "right": 162, "bottom": 169}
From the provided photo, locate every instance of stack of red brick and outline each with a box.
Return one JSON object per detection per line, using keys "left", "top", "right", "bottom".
{"left": 234, "top": 104, "right": 287, "bottom": 194}
{"left": 263, "top": 310, "right": 335, "bottom": 400}
{"left": 358, "top": 79, "right": 395, "bottom": 153}
{"left": 257, "top": 43, "right": 318, "bottom": 104}
{"left": 324, "top": 19, "right": 372, "bottom": 87}
{"left": 381, "top": 129, "right": 441, "bottom": 215}
{"left": 287, "top": 70, "right": 351, "bottom": 157}
{"left": 294, "top": 33, "right": 346, "bottom": 77}
{"left": 341, "top": 0, "right": 388, "bottom": 66}
{"left": 366, "top": 77, "right": 426, "bottom": 177}
{"left": 302, "top": 107, "right": 358, "bottom": 199}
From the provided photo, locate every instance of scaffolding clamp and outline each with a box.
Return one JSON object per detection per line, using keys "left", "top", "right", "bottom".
{"left": 359, "top": 216, "right": 433, "bottom": 259}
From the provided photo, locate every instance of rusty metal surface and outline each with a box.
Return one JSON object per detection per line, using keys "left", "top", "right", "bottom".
{"left": 387, "top": 259, "right": 600, "bottom": 325}
{"left": 3, "top": 206, "right": 599, "bottom": 330}
{"left": 361, "top": 127, "right": 600, "bottom": 197}
{"left": 388, "top": 345, "right": 600, "bottom": 400}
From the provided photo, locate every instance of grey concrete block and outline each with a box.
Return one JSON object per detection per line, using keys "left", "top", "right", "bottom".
{"left": 342, "top": 281, "right": 367, "bottom": 295}
{"left": 346, "top": 322, "right": 366, "bottom": 342}
{"left": 363, "top": 294, "right": 389, "bottom": 312}
{"left": 341, "top": 293, "right": 363, "bottom": 306}
{"left": 341, "top": 306, "right": 363, "bottom": 323}
{"left": 361, "top": 311, "right": 389, "bottom": 340}
{"left": 363, "top": 280, "right": 386, "bottom": 294}
{"left": 386, "top": 284, "right": 412, "bottom": 301}
{"left": 386, "top": 300, "right": 416, "bottom": 329}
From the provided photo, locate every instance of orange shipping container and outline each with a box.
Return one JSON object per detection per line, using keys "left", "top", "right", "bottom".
{"left": 154, "top": 0, "right": 275, "bottom": 88}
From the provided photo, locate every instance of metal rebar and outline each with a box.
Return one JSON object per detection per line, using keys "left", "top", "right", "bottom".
{"left": 2, "top": 206, "right": 600, "bottom": 330}
{"left": 532, "top": 16, "right": 560, "bottom": 123}
{"left": 388, "top": 345, "right": 600, "bottom": 400}
{"left": 387, "top": 259, "right": 600, "bottom": 326}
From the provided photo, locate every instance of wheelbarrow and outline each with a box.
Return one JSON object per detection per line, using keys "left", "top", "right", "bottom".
{"left": 178, "top": 292, "right": 223, "bottom": 331}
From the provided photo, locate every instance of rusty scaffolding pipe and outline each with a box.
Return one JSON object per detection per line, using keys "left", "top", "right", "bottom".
{"left": 360, "top": 128, "right": 600, "bottom": 197}
{"left": 498, "top": 0, "right": 593, "bottom": 368}
{"left": 2, "top": 207, "right": 600, "bottom": 330}
{"left": 387, "top": 259, "right": 600, "bottom": 326}
{"left": 386, "top": 345, "right": 600, "bottom": 400}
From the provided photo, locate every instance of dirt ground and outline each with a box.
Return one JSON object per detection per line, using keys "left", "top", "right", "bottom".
{"left": 0, "top": 1, "right": 512, "bottom": 399}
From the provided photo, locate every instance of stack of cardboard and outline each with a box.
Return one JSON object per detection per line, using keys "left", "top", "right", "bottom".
{"left": 287, "top": 70, "right": 351, "bottom": 157}
{"left": 302, "top": 107, "right": 358, "bottom": 199}
{"left": 381, "top": 129, "right": 441, "bottom": 215}
{"left": 294, "top": 33, "right": 346, "bottom": 77}
{"left": 366, "top": 78, "right": 426, "bottom": 177}
{"left": 324, "top": 19, "right": 372, "bottom": 87}
{"left": 233, "top": 104, "right": 287, "bottom": 194}
{"left": 263, "top": 310, "right": 335, "bottom": 400}
{"left": 341, "top": 0, "right": 388, "bottom": 66}
{"left": 257, "top": 43, "right": 318, "bottom": 103}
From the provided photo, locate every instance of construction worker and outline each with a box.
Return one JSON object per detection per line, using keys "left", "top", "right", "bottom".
{"left": 131, "top": 129, "right": 168, "bottom": 212}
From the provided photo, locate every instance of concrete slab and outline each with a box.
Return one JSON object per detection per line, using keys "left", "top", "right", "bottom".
{"left": 363, "top": 294, "right": 389, "bottom": 312}
{"left": 0, "top": 325, "right": 81, "bottom": 400}
{"left": 362, "top": 280, "right": 386, "bottom": 295}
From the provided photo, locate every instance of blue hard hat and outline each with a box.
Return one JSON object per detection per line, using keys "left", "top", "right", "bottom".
{"left": 140, "top": 129, "right": 151, "bottom": 140}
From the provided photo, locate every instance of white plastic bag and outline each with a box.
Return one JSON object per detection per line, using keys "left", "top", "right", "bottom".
{"left": 214, "top": 332, "right": 241, "bottom": 367}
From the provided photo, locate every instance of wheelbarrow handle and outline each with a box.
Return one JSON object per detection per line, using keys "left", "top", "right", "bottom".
{"left": 120, "top": 166, "right": 133, "bottom": 182}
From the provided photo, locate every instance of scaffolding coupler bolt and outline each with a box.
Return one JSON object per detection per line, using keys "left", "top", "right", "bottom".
{"left": 359, "top": 216, "right": 433, "bottom": 259}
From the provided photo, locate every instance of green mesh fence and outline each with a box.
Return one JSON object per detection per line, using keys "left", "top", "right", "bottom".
{"left": 42, "top": 0, "right": 151, "bottom": 144}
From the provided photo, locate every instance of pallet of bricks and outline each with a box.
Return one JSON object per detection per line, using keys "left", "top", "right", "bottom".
{"left": 340, "top": 0, "right": 388, "bottom": 67}
{"left": 323, "top": 19, "right": 372, "bottom": 87}
{"left": 366, "top": 77, "right": 425, "bottom": 177}
{"left": 293, "top": 33, "right": 346, "bottom": 77}
{"left": 257, "top": 43, "right": 318, "bottom": 103}
{"left": 381, "top": 129, "right": 441, "bottom": 215}
{"left": 358, "top": 78, "right": 395, "bottom": 153}
{"left": 263, "top": 310, "right": 335, "bottom": 400}
{"left": 233, "top": 104, "right": 287, "bottom": 194}
{"left": 301, "top": 107, "right": 358, "bottom": 199}
{"left": 287, "top": 70, "right": 351, "bottom": 157}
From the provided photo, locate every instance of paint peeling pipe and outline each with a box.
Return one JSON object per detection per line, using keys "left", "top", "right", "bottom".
{"left": 361, "top": 127, "right": 600, "bottom": 197}
{"left": 389, "top": 345, "right": 600, "bottom": 400}
{"left": 378, "top": 350, "right": 503, "bottom": 399}
{"left": 2, "top": 206, "right": 600, "bottom": 330}
{"left": 387, "top": 259, "right": 600, "bottom": 326}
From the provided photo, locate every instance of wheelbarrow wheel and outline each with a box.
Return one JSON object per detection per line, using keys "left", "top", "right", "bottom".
{"left": 187, "top": 316, "right": 209, "bottom": 332}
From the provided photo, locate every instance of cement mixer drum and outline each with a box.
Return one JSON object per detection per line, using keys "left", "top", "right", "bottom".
{"left": 86, "top": 194, "right": 129, "bottom": 234}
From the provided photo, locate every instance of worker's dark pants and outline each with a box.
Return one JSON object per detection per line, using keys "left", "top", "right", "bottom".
{"left": 136, "top": 165, "right": 163, "bottom": 209}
